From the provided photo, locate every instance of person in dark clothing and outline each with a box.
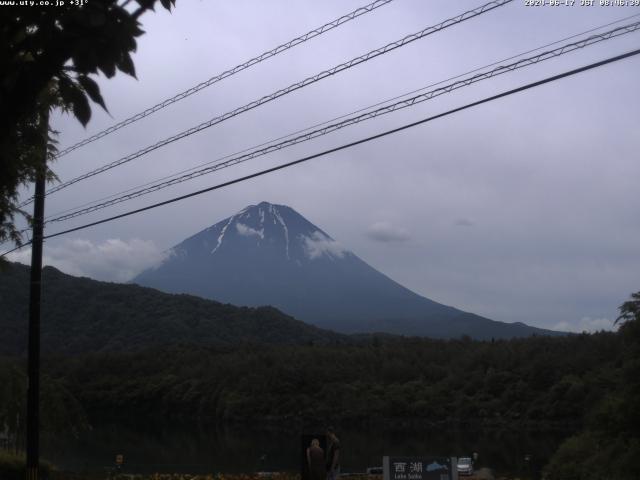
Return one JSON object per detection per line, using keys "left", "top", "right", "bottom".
{"left": 307, "top": 438, "right": 326, "bottom": 480}
{"left": 326, "top": 427, "right": 340, "bottom": 480}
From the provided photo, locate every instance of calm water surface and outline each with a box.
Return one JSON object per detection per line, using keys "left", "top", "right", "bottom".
{"left": 42, "top": 422, "right": 570, "bottom": 478}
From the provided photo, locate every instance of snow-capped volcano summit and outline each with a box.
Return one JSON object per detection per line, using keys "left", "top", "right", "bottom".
{"left": 133, "top": 202, "right": 559, "bottom": 339}
{"left": 202, "top": 201, "right": 349, "bottom": 263}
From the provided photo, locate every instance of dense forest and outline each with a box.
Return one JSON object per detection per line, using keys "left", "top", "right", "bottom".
{"left": 1, "top": 259, "right": 638, "bottom": 477}
{"left": 32, "top": 333, "right": 620, "bottom": 427}
{"left": 544, "top": 293, "right": 640, "bottom": 479}
{"left": 0, "top": 263, "right": 347, "bottom": 356}
{"left": 1, "top": 292, "right": 639, "bottom": 478}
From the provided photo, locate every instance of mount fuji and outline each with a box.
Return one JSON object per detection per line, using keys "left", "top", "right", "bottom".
{"left": 133, "top": 202, "right": 558, "bottom": 339}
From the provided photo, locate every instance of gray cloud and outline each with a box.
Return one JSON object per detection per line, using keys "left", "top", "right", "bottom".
{"left": 553, "top": 317, "right": 618, "bottom": 334}
{"left": 302, "top": 232, "right": 347, "bottom": 260}
{"left": 236, "top": 222, "right": 264, "bottom": 239}
{"left": 10, "top": 0, "right": 638, "bottom": 330}
{"left": 8, "top": 238, "right": 165, "bottom": 283}
{"left": 366, "top": 221, "right": 411, "bottom": 243}
{"left": 454, "top": 218, "right": 475, "bottom": 227}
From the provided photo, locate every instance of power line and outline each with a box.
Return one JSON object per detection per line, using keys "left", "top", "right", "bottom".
{"left": 44, "top": 20, "right": 640, "bottom": 224}
{"left": 53, "top": 0, "right": 396, "bottom": 159}
{"left": 9, "top": 48, "right": 632, "bottom": 249}
{"left": 1, "top": 242, "right": 32, "bottom": 257}
{"left": 23, "top": 0, "right": 512, "bottom": 205}
{"left": 3, "top": 47, "right": 638, "bottom": 258}
{"left": 44, "top": 12, "right": 640, "bottom": 222}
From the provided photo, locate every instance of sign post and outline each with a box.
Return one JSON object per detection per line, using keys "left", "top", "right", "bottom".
{"left": 383, "top": 456, "right": 458, "bottom": 480}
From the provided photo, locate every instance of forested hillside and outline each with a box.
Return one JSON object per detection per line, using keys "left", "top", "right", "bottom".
{"left": 1, "top": 330, "right": 621, "bottom": 430}
{"left": 1, "top": 258, "right": 637, "bottom": 477}
{"left": 544, "top": 293, "right": 640, "bottom": 479}
{"left": 1, "top": 320, "right": 637, "bottom": 477}
{"left": 40, "top": 333, "right": 620, "bottom": 427}
{"left": 0, "top": 263, "right": 346, "bottom": 355}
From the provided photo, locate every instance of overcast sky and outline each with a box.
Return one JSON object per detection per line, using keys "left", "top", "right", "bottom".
{"left": 8, "top": 0, "right": 640, "bottom": 333}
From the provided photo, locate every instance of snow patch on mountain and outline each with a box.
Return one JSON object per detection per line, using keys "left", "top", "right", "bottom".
{"left": 162, "top": 246, "right": 186, "bottom": 264}
{"left": 272, "top": 206, "right": 290, "bottom": 259}
{"left": 302, "top": 231, "right": 346, "bottom": 260}
{"left": 269, "top": 204, "right": 277, "bottom": 224}
{"left": 211, "top": 216, "right": 234, "bottom": 254}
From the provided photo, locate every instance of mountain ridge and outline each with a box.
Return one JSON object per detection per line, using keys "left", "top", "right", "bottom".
{"left": 133, "top": 201, "right": 562, "bottom": 339}
{"left": 0, "top": 261, "right": 348, "bottom": 356}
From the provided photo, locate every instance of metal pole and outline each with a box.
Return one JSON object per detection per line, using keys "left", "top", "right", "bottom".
{"left": 26, "top": 109, "right": 48, "bottom": 480}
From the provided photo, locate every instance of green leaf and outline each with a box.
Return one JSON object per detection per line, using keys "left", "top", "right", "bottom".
{"left": 57, "top": 75, "right": 76, "bottom": 106}
{"left": 117, "top": 53, "right": 136, "bottom": 78}
{"left": 136, "top": 0, "right": 156, "bottom": 10}
{"left": 88, "top": 10, "right": 108, "bottom": 28}
{"left": 98, "top": 60, "right": 116, "bottom": 78}
{"left": 160, "top": 0, "right": 175, "bottom": 10}
{"left": 77, "top": 75, "right": 107, "bottom": 112}
{"left": 59, "top": 76, "right": 91, "bottom": 126}
{"left": 71, "top": 89, "right": 91, "bottom": 127}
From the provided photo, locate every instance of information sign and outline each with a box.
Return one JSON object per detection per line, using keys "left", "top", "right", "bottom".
{"left": 383, "top": 456, "right": 457, "bottom": 480}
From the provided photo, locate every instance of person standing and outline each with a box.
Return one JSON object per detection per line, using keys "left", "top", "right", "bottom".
{"left": 326, "top": 427, "right": 340, "bottom": 480}
{"left": 307, "top": 438, "right": 326, "bottom": 480}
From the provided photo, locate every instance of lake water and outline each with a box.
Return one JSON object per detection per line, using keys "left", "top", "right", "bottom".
{"left": 41, "top": 422, "right": 571, "bottom": 478}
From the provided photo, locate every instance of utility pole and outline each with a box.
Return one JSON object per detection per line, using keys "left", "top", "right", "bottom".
{"left": 26, "top": 108, "right": 48, "bottom": 480}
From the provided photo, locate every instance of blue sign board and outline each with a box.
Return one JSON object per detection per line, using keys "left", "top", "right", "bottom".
{"left": 383, "top": 456, "right": 458, "bottom": 480}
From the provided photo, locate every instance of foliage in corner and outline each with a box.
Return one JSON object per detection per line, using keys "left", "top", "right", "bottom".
{"left": 544, "top": 291, "right": 640, "bottom": 480}
{"left": 0, "top": 0, "right": 176, "bottom": 248}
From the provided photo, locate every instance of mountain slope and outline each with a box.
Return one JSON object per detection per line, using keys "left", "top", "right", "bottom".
{"left": 133, "top": 202, "right": 560, "bottom": 339}
{"left": 0, "top": 262, "right": 347, "bottom": 356}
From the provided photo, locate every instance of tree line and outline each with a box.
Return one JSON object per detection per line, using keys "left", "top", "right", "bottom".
{"left": 1, "top": 292, "right": 638, "bottom": 478}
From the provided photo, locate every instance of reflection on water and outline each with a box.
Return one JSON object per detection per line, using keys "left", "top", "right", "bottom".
{"left": 42, "top": 421, "right": 570, "bottom": 477}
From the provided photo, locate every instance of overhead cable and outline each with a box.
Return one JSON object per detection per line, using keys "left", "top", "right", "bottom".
{"left": 0, "top": 242, "right": 30, "bottom": 258}
{"left": 24, "top": 0, "right": 512, "bottom": 206}
{"left": 3, "top": 47, "right": 630, "bottom": 251}
{"left": 45, "top": 20, "right": 640, "bottom": 224}
{"left": 54, "top": 0, "right": 397, "bottom": 159}
{"left": 45, "top": 12, "right": 640, "bottom": 221}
